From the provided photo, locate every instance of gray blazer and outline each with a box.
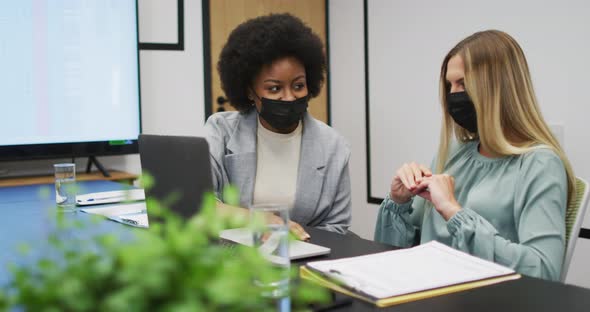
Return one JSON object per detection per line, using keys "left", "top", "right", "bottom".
{"left": 204, "top": 110, "right": 352, "bottom": 234}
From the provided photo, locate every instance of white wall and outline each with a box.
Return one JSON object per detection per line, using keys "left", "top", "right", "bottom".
{"left": 329, "top": 0, "right": 377, "bottom": 240}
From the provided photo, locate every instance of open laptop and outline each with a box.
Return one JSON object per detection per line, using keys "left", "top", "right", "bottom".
{"left": 138, "top": 134, "right": 330, "bottom": 259}
{"left": 138, "top": 134, "right": 213, "bottom": 219}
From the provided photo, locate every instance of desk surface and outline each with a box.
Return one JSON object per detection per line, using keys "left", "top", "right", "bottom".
{"left": 2, "top": 181, "right": 590, "bottom": 311}
{"left": 0, "top": 180, "right": 134, "bottom": 286}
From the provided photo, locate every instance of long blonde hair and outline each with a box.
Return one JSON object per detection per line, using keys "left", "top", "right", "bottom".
{"left": 436, "top": 30, "right": 575, "bottom": 205}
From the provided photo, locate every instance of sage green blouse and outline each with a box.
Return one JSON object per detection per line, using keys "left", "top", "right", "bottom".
{"left": 374, "top": 141, "right": 568, "bottom": 281}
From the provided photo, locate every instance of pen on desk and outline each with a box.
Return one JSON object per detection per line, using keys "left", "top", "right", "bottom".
{"left": 120, "top": 218, "right": 138, "bottom": 225}
{"left": 326, "top": 269, "right": 362, "bottom": 291}
{"left": 79, "top": 195, "right": 126, "bottom": 202}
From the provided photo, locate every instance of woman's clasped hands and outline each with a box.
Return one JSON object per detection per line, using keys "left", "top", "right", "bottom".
{"left": 390, "top": 162, "right": 461, "bottom": 221}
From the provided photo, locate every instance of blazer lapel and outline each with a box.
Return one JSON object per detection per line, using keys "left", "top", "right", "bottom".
{"left": 224, "top": 111, "right": 257, "bottom": 207}
{"left": 292, "top": 113, "right": 326, "bottom": 223}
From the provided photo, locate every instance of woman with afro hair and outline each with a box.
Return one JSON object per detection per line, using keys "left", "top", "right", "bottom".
{"left": 205, "top": 13, "right": 351, "bottom": 239}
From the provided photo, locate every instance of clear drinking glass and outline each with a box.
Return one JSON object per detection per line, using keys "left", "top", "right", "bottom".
{"left": 249, "top": 203, "right": 291, "bottom": 299}
{"left": 54, "top": 163, "right": 76, "bottom": 211}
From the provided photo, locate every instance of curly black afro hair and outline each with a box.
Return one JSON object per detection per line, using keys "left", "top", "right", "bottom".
{"left": 217, "top": 13, "right": 326, "bottom": 112}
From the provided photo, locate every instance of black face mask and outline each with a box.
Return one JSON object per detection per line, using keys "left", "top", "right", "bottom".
{"left": 447, "top": 92, "right": 477, "bottom": 133}
{"left": 256, "top": 95, "right": 309, "bottom": 130}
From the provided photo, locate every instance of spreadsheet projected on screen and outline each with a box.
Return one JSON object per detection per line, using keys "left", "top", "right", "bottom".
{"left": 0, "top": 0, "right": 140, "bottom": 159}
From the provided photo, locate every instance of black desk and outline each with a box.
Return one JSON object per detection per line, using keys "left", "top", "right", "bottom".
{"left": 2, "top": 181, "right": 589, "bottom": 311}
{"left": 303, "top": 227, "right": 396, "bottom": 261}
{"left": 303, "top": 228, "right": 590, "bottom": 311}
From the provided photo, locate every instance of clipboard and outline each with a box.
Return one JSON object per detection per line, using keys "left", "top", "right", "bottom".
{"left": 300, "top": 241, "right": 521, "bottom": 307}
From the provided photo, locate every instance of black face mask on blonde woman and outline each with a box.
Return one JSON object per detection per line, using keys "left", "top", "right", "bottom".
{"left": 447, "top": 91, "right": 477, "bottom": 133}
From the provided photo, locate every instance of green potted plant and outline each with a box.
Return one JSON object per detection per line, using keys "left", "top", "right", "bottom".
{"left": 0, "top": 179, "right": 329, "bottom": 311}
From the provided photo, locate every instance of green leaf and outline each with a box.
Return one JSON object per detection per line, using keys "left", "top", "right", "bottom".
{"left": 16, "top": 243, "right": 31, "bottom": 256}
{"left": 138, "top": 172, "right": 155, "bottom": 190}
{"left": 222, "top": 184, "right": 240, "bottom": 206}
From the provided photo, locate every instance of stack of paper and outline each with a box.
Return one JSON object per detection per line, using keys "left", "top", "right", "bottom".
{"left": 301, "top": 241, "right": 520, "bottom": 307}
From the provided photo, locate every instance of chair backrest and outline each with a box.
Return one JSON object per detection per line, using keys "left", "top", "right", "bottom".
{"left": 561, "top": 177, "right": 589, "bottom": 282}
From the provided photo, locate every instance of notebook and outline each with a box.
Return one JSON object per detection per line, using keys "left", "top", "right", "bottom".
{"left": 220, "top": 228, "right": 331, "bottom": 260}
{"left": 301, "top": 241, "right": 520, "bottom": 307}
{"left": 138, "top": 134, "right": 213, "bottom": 219}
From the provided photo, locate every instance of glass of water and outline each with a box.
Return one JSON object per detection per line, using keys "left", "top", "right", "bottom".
{"left": 54, "top": 163, "right": 76, "bottom": 211}
{"left": 249, "top": 203, "right": 291, "bottom": 299}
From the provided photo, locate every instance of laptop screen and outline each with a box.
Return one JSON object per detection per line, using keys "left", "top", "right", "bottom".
{"left": 138, "top": 134, "right": 213, "bottom": 219}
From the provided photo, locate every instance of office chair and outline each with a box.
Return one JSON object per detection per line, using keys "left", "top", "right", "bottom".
{"left": 561, "top": 177, "right": 589, "bottom": 282}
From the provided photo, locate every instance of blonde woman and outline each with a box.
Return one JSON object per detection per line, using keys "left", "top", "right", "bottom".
{"left": 374, "top": 30, "right": 575, "bottom": 281}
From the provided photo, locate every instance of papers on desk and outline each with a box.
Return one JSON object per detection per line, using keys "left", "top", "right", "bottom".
{"left": 301, "top": 241, "right": 520, "bottom": 307}
{"left": 80, "top": 202, "right": 149, "bottom": 228}
{"left": 220, "top": 228, "right": 331, "bottom": 260}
